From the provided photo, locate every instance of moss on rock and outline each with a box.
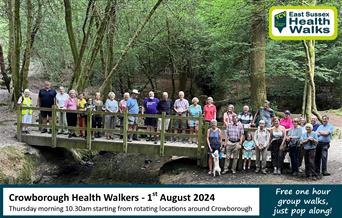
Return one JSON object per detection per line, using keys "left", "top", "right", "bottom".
{"left": 0, "top": 145, "right": 40, "bottom": 184}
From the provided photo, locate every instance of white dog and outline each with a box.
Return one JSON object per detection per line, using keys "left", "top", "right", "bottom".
{"left": 211, "top": 150, "right": 221, "bottom": 177}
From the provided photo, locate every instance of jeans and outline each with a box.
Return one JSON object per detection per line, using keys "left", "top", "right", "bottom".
{"left": 58, "top": 111, "right": 68, "bottom": 133}
{"left": 289, "top": 146, "right": 299, "bottom": 173}
{"left": 315, "top": 142, "right": 329, "bottom": 174}
{"left": 255, "top": 146, "right": 268, "bottom": 170}
{"left": 304, "top": 149, "right": 317, "bottom": 177}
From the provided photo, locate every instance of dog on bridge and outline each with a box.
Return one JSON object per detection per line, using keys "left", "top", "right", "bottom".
{"left": 211, "top": 150, "right": 221, "bottom": 177}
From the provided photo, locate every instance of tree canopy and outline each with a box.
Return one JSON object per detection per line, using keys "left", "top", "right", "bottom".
{"left": 0, "top": 0, "right": 341, "bottom": 114}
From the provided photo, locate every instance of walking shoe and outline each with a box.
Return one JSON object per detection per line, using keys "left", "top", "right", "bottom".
{"left": 273, "top": 168, "right": 277, "bottom": 175}
{"left": 41, "top": 128, "right": 47, "bottom": 133}
{"left": 261, "top": 170, "right": 267, "bottom": 174}
{"left": 128, "top": 138, "right": 132, "bottom": 142}
{"left": 322, "top": 172, "right": 331, "bottom": 176}
{"left": 232, "top": 170, "right": 236, "bottom": 174}
{"left": 255, "top": 169, "right": 260, "bottom": 173}
{"left": 222, "top": 170, "right": 228, "bottom": 175}
{"left": 277, "top": 169, "right": 281, "bottom": 175}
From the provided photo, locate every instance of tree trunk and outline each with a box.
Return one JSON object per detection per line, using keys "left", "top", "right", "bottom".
{"left": 19, "top": 0, "right": 33, "bottom": 90}
{"left": 69, "top": 0, "right": 95, "bottom": 91}
{"left": 102, "top": 8, "right": 116, "bottom": 96}
{"left": 303, "top": 40, "right": 321, "bottom": 122}
{"left": 166, "top": 17, "right": 176, "bottom": 99}
{"left": 99, "top": 0, "right": 164, "bottom": 93}
{"left": 250, "top": 0, "right": 267, "bottom": 111}
{"left": 63, "top": 0, "right": 78, "bottom": 64}
{"left": 77, "top": 1, "right": 116, "bottom": 91}
{"left": 9, "top": 0, "right": 22, "bottom": 102}
{"left": 301, "top": 0, "right": 321, "bottom": 122}
{"left": 0, "top": 43, "right": 11, "bottom": 92}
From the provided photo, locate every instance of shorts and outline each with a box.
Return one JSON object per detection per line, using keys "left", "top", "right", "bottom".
{"left": 188, "top": 120, "right": 199, "bottom": 128}
{"left": 145, "top": 117, "right": 157, "bottom": 127}
{"left": 208, "top": 145, "right": 220, "bottom": 154}
{"left": 41, "top": 111, "right": 52, "bottom": 118}
{"left": 174, "top": 113, "right": 187, "bottom": 129}
{"left": 243, "top": 150, "right": 253, "bottom": 159}
{"left": 22, "top": 114, "right": 32, "bottom": 124}
{"left": 128, "top": 116, "right": 139, "bottom": 125}
{"left": 157, "top": 118, "right": 170, "bottom": 131}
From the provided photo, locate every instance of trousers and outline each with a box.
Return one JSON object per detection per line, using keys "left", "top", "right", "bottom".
{"left": 223, "top": 141, "right": 241, "bottom": 171}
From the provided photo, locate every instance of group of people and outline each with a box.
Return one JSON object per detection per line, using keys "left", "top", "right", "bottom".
{"left": 18, "top": 82, "right": 334, "bottom": 179}
{"left": 18, "top": 81, "right": 216, "bottom": 143}
{"left": 206, "top": 100, "right": 334, "bottom": 180}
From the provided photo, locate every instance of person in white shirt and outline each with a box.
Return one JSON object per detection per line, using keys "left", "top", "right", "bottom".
{"left": 55, "top": 86, "right": 69, "bottom": 134}
{"left": 254, "top": 120, "right": 270, "bottom": 174}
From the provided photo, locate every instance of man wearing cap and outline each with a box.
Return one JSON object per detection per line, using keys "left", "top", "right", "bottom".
{"left": 252, "top": 100, "right": 275, "bottom": 128}
{"left": 56, "top": 86, "right": 69, "bottom": 134}
{"left": 315, "top": 115, "right": 334, "bottom": 176}
{"left": 17, "top": 89, "right": 33, "bottom": 134}
{"left": 280, "top": 110, "right": 294, "bottom": 130}
{"left": 127, "top": 89, "right": 140, "bottom": 142}
{"left": 254, "top": 120, "right": 270, "bottom": 174}
{"left": 38, "top": 81, "right": 57, "bottom": 133}
{"left": 222, "top": 114, "right": 244, "bottom": 174}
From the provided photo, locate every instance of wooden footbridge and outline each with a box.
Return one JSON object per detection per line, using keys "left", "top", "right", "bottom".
{"left": 17, "top": 106, "right": 262, "bottom": 167}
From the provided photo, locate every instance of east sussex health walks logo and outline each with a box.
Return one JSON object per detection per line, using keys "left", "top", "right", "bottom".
{"left": 269, "top": 6, "right": 338, "bottom": 40}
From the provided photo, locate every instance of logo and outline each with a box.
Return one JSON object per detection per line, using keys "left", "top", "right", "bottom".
{"left": 275, "top": 11, "right": 286, "bottom": 33}
{"left": 269, "top": 6, "right": 338, "bottom": 40}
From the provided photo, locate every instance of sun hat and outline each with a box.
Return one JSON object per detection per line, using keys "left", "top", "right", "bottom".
{"left": 132, "top": 89, "right": 140, "bottom": 95}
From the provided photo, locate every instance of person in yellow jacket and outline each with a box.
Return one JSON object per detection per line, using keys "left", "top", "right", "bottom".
{"left": 17, "top": 89, "right": 33, "bottom": 134}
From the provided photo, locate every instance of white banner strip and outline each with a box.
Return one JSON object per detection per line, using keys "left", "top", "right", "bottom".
{"left": 3, "top": 187, "right": 259, "bottom": 216}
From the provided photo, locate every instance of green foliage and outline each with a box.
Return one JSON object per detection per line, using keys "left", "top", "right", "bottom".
{"left": 0, "top": 0, "right": 341, "bottom": 111}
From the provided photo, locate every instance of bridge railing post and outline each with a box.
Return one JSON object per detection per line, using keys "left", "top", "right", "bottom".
{"left": 123, "top": 110, "right": 128, "bottom": 153}
{"left": 17, "top": 105, "right": 22, "bottom": 142}
{"left": 197, "top": 116, "right": 203, "bottom": 166}
{"left": 202, "top": 122, "right": 210, "bottom": 167}
{"left": 86, "top": 107, "right": 92, "bottom": 150}
{"left": 51, "top": 106, "right": 57, "bottom": 147}
{"left": 160, "top": 112, "right": 166, "bottom": 156}
{"left": 51, "top": 105, "right": 57, "bottom": 148}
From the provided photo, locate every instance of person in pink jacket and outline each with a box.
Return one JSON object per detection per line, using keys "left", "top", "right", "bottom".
{"left": 280, "top": 110, "right": 294, "bottom": 130}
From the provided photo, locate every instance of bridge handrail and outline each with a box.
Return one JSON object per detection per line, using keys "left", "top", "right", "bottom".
{"left": 17, "top": 105, "right": 206, "bottom": 161}
{"left": 20, "top": 106, "right": 203, "bottom": 120}
{"left": 17, "top": 106, "right": 258, "bottom": 165}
